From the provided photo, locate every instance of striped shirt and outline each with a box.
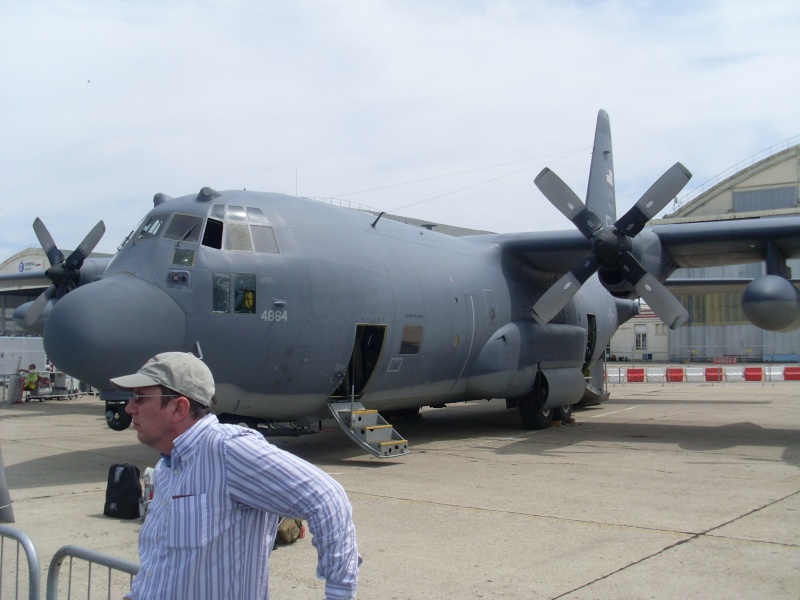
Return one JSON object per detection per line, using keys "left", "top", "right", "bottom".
{"left": 130, "top": 414, "right": 360, "bottom": 599}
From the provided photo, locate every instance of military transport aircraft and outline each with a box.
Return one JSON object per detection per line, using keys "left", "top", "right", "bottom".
{"left": 7, "top": 110, "right": 800, "bottom": 457}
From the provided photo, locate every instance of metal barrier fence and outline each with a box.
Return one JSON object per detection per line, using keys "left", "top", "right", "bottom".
{"left": 47, "top": 546, "right": 139, "bottom": 600}
{"left": 0, "top": 526, "right": 138, "bottom": 600}
{"left": 0, "top": 374, "right": 23, "bottom": 405}
{"left": 605, "top": 364, "right": 800, "bottom": 384}
{"left": 0, "top": 525, "right": 41, "bottom": 600}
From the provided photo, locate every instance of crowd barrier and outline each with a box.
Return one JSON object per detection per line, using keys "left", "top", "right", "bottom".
{"left": 0, "top": 525, "right": 41, "bottom": 600}
{"left": 605, "top": 364, "right": 800, "bottom": 384}
{"left": 0, "top": 525, "right": 138, "bottom": 600}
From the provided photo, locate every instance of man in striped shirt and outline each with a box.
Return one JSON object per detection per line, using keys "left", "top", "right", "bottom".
{"left": 112, "top": 352, "right": 360, "bottom": 599}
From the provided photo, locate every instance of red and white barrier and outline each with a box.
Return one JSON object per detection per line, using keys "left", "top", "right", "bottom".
{"left": 604, "top": 364, "right": 800, "bottom": 384}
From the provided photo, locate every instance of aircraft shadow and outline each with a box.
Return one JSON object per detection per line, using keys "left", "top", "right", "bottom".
{"left": 5, "top": 443, "right": 160, "bottom": 490}
{"left": 394, "top": 404, "right": 800, "bottom": 469}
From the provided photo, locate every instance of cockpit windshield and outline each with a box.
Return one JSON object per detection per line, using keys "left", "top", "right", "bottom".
{"left": 202, "top": 204, "right": 279, "bottom": 254}
{"left": 132, "top": 205, "right": 279, "bottom": 255}
{"left": 136, "top": 214, "right": 169, "bottom": 240}
{"left": 164, "top": 215, "right": 203, "bottom": 243}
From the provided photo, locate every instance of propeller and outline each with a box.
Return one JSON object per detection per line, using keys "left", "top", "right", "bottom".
{"left": 531, "top": 111, "right": 692, "bottom": 329}
{"left": 23, "top": 218, "right": 106, "bottom": 326}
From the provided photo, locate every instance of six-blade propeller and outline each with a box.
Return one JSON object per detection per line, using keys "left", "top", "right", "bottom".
{"left": 531, "top": 112, "right": 692, "bottom": 329}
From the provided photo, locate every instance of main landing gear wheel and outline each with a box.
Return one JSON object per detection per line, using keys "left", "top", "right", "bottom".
{"left": 553, "top": 404, "right": 573, "bottom": 424}
{"left": 106, "top": 405, "right": 132, "bottom": 431}
{"left": 518, "top": 373, "right": 552, "bottom": 430}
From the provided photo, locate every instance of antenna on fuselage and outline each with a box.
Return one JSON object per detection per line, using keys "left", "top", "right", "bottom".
{"left": 371, "top": 212, "right": 385, "bottom": 228}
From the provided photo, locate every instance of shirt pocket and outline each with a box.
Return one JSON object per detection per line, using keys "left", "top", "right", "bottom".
{"left": 167, "top": 493, "right": 210, "bottom": 548}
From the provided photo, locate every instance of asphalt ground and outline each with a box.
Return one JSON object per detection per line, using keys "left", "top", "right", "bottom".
{"left": 1, "top": 381, "right": 799, "bottom": 599}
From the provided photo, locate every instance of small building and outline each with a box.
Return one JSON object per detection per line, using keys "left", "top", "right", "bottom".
{"left": 608, "top": 303, "right": 669, "bottom": 362}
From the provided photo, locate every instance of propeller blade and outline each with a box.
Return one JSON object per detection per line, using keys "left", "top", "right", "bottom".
{"left": 33, "top": 218, "right": 65, "bottom": 266}
{"left": 585, "top": 109, "right": 615, "bottom": 228}
{"left": 64, "top": 220, "right": 105, "bottom": 270}
{"left": 634, "top": 273, "right": 689, "bottom": 329}
{"left": 531, "top": 255, "right": 598, "bottom": 324}
{"left": 24, "top": 285, "right": 56, "bottom": 327}
{"left": 615, "top": 162, "right": 692, "bottom": 237}
{"left": 618, "top": 253, "right": 688, "bottom": 329}
{"left": 535, "top": 168, "right": 601, "bottom": 239}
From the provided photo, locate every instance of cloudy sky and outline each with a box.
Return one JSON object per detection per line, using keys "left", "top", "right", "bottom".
{"left": 1, "top": 1, "right": 798, "bottom": 259}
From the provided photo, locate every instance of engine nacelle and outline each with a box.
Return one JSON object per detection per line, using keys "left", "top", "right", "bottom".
{"left": 597, "top": 230, "right": 672, "bottom": 298}
{"left": 742, "top": 275, "right": 800, "bottom": 332}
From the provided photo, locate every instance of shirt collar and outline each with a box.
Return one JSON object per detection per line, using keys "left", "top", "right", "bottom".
{"left": 163, "top": 413, "right": 218, "bottom": 468}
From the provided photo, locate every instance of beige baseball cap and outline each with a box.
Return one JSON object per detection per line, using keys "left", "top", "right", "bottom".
{"left": 110, "top": 352, "right": 215, "bottom": 406}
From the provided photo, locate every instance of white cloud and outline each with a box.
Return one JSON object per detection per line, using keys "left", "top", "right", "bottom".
{"left": 1, "top": 0, "right": 798, "bottom": 259}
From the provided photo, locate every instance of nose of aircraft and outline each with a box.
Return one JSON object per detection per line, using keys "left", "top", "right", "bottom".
{"left": 44, "top": 275, "right": 187, "bottom": 389}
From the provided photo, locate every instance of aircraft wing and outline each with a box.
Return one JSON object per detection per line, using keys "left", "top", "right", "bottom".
{"left": 0, "top": 271, "right": 50, "bottom": 292}
{"left": 485, "top": 215, "right": 800, "bottom": 276}
{"left": 481, "top": 229, "right": 590, "bottom": 274}
{"left": 650, "top": 215, "right": 800, "bottom": 269}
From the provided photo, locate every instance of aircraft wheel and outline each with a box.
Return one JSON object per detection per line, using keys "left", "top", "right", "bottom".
{"left": 518, "top": 372, "right": 552, "bottom": 430}
{"left": 106, "top": 406, "right": 132, "bottom": 431}
{"left": 553, "top": 404, "right": 573, "bottom": 423}
{"left": 519, "top": 400, "right": 553, "bottom": 430}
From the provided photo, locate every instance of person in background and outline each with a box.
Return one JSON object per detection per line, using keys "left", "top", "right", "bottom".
{"left": 22, "top": 363, "right": 38, "bottom": 401}
{"left": 112, "top": 351, "right": 360, "bottom": 599}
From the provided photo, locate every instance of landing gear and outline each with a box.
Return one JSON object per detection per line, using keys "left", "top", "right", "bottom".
{"left": 518, "top": 372, "right": 552, "bottom": 430}
{"left": 553, "top": 403, "right": 573, "bottom": 423}
{"left": 106, "top": 403, "right": 132, "bottom": 431}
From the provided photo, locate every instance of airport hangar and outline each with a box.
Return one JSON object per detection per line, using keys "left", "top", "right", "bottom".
{"left": 2, "top": 142, "right": 800, "bottom": 363}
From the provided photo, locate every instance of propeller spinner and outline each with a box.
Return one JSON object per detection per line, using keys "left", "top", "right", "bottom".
{"left": 531, "top": 111, "right": 692, "bottom": 329}
{"left": 23, "top": 218, "right": 106, "bottom": 326}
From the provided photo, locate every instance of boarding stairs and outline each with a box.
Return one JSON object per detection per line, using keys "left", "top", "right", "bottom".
{"left": 328, "top": 400, "right": 410, "bottom": 458}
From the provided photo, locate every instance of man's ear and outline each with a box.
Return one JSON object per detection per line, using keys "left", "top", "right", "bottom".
{"left": 172, "top": 396, "right": 192, "bottom": 420}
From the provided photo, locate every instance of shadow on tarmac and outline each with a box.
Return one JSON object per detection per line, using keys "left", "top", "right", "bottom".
{"left": 388, "top": 401, "right": 800, "bottom": 468}
{"left": 5, "top": 396, "right": 798, "bottom": 493}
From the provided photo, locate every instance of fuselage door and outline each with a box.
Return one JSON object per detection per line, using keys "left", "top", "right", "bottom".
{"left": 331, "top": 324, "right": 386, "bottom": 398}
{"left": 583, "top": 313, "right": 597, "bottom": 371}
{"left": 449, "top": 294, "right": 477, "bottom": 392}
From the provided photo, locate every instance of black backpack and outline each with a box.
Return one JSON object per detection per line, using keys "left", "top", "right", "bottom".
{"left": 104, "top": 463, "right": 142, "bottom": 519}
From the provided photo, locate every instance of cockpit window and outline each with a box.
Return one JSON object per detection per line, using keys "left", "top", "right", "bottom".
{"left": 202, "top": 218, "right": 224, "bottom": 249}
{"left": 251, "top": 226, "right": 279, "bottom": 253}
{"left": 234, "top": 273, "right": 257, "bottom": 314}
{"left": 212, "top": 272, "right": 257, "bottom": 315}
{"left": 246, "top": 207, "right": 271, "bottom": 225}
{"left": 225, "top": 223, "right": 253, "bottom": 252}
{"left": 136, "top": 214, "right": 170, "bottom": 240}
{"left": 164, "top": 214, "right": 203, "bottom": 243}
{"left": 203, "top": 203, "right": 280, "bottom": 254}
{"left": 227, "top": 205, "right": 248, "bottom": 222}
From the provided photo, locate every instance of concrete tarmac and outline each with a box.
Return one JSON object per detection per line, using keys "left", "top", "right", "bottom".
{"left": 2, "top": 382, "right": 799, "bottom": 599}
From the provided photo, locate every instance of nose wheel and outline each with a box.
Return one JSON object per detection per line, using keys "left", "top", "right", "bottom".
{"left": 106, "top": 403, "right": 132, "bottom": 431}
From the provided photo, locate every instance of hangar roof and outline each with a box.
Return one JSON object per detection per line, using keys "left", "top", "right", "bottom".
{"left": 658, "top": 141, "right": 800, "bottom": 224}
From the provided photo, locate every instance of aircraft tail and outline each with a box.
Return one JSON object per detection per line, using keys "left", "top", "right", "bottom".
{"left": 585, "top": 110, "right": 616, "bottom": 228}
